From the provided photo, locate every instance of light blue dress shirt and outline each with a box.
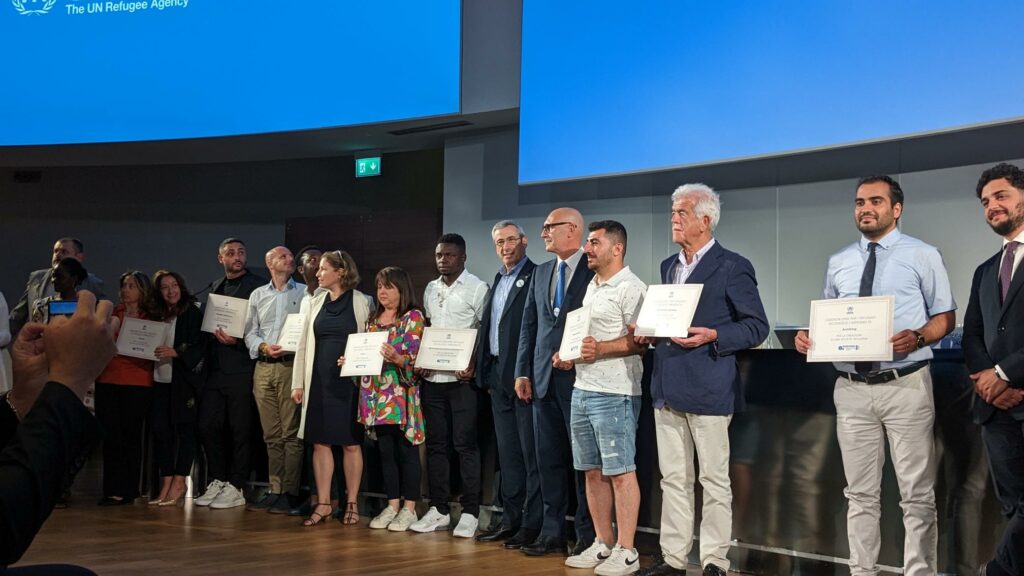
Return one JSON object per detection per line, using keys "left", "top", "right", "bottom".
{"left": 823, "top": 228, "right": 956, "bottom": 372}
{"left": 488, "top": 257, "right": 528, "bottom": 355}
{"left": 244, "top": 278, "right": 305, "bottom": 359}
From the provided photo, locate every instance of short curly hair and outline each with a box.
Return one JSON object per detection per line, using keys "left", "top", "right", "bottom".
{"left": 976, "top": 163, "right": 1024, "bottom": 198}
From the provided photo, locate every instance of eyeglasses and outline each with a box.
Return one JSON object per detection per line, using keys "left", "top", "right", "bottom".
{"left": 494, "top": 235, "right": 523, "bottom": 248}
{"left": 541, "top": 221, "right": 573, "bottom": 233}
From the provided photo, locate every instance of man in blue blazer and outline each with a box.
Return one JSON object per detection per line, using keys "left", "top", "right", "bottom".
{"left": 515, "top": 207, "right": 596, "bottom": 556}
{"left": 638, "top": 184, "right": 768, "bottom": 576}
{"left": 964, "top": 163, "right": 1024, "bottom": 576}
{"left": 474, "top": 220, "right": 540, "bottom": 548}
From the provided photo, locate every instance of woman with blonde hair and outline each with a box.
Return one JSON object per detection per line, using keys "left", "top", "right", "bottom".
{"left": 291, "top": 250, "right": 370, "bottom": 526}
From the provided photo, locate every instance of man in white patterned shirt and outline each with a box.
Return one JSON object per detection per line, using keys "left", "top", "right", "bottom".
{"left": 410, "top": 233, "right": 490, "bottom": 538}
{"left": 555, "top": 220, "right": 647, "bottom": 576}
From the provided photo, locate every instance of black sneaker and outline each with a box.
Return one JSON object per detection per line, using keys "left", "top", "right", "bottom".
{"left": 268, "top": 494, "right": 292, "bottom": 514}
{"left": 246, "top": 492, "right": 279, "bottom": 512}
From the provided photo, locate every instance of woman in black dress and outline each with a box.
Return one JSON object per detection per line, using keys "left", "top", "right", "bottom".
{"left": 148, "top": 270, "right": 204, "bottom": 507}
{"left": 291, "top": 251, "right": 372, "bottom": 526}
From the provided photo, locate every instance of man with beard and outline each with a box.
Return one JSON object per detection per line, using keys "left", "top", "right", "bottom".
{"left": 795, "top": 176, "right": 955, "bottom": 576}
{"left": 963, "top": 163, "right": 1024, "bottom": 576}
{"left": 243, "top": 246, "right": 305, "bottom": 514}
{"left": 195, "top": 238, "right": 267, "bottom": 509}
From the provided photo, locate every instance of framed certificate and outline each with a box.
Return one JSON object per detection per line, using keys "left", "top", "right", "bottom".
{"left": 276, "top": 313, "right": 305, "bottom": 353}
{"left": 807, "top": 295, "right": 895, "bottom": 363}
{"left": 340, "top": 331, "right": 391, "bottom": 377}
{"left": 116, "top": 317, "right": 169, "bottom": 361}
{"left": 558, "top": 306, "right": 591, "bottom": 361}
{"left": 634, "top": 284, "right": 703, "bottom": 338}
{"left": 415, "top": 327, "right": 478, "bottom": 372}
{"left": 201, "top": 293, "right": 250, "bottom": 339}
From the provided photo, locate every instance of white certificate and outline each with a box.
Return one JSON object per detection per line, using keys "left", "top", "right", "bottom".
{"left": 116, "top": 317, "right": 169, "bottom": 361}
{"left": 807, "top": 296, "right": 895, "bottom": 363}
{"left": 415, "top": 327, "right": 478, "bottom": 372}
{"left": 201, "top": 293, "right": 250, "bottom": 339}
{"left": 340, "top": 331, "right": 391, "bottom": 377}
{"left": 634, "top": 284, "right": 703, "bottom": 337}
{"left": 558, "top": 306, "right": 591, "bottom": 361}
{"left": 276, "top": 313, "right": 305, "bottom": 352}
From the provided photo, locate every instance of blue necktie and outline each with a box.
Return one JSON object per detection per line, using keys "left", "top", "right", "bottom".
{"left": 553, "top": 261, "right": 567, "bottom": 315}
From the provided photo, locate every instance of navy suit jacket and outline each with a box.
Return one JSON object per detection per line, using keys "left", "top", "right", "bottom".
{"left": 651, "top": 242, "right": 768, "bottom": 415}
{"left": 476, "top": 259, "right": 536, "bottom": 395}
{"left": 963, "top": 249, "right": 1024, "bottom": 423}
{"left": 516, "top": 253, "right": 595, "bottom": 399}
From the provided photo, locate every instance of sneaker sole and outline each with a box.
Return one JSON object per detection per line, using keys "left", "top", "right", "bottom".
{"left": 566, "top": 558, "right": 606, "bottom": 568}
{"left": 410, "top": 523, "right": 450, "bottom": 533}
{"left": 387, "top": 524, "right": 411, "bottom": 532}
{"left": 209, "top": 501, "right": 246, "bottom": 509}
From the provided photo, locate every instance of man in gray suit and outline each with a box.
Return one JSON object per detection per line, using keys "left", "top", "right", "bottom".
{"left": 9, "top": 237, "right": 105, "bottom": 336}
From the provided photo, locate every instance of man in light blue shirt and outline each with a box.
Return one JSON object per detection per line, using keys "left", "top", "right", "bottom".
{"left": 243, "top": 246, "right": 305, "bottom": 514}
{"left": 796, "top": 175, "right": 955, "bottom": 576}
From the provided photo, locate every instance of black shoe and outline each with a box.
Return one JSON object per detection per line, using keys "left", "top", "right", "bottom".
{"left": 476, "top": 526, "right": 519, "bottom": 542}
{"left": 702, "top": 564, "right": 727, "bottom": 576}
{"left": 638, "top": 555, "right": 687, "bottom": 575}
{"left": 288, "top": 499, "right": 312, "bottom": 517}
{"left": 504, "top": 528, "right": 540, "bottom": 549}
{"left": 521, "top": 535, "right": 566, "bottom": 556}
{"left": 246, "top": 492, "right": 279, "bottom": 512}
{"left": 97, "top": 496, "right": 131, "bottom": 507}
{"left": 268, "top": 494, "right": 292, "bottom": 514}
{"left": 571, "top": 538, "right": 593, "bottom": 557}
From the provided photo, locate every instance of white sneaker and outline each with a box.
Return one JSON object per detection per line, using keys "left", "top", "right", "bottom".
{"left": 409, "top": 506, "right": 450, "bottom": 533}
{"left": 565, "top": 538, "right": 612, "bottom": 568}
{"left": 209, "top": 484, "right": 246, "bottom": 509}
{"left": 369, "top": 506, "right": 398, "bottom": 529}
{"left": 387, "top": 508, "right": 418, "bottom": 532}
{"left": 594, "top": 544, "right": 640, "bottom": 576}
{"left": 452, "top": 513, "right": 479, "bottom": 538}
{"left": 194, "top": 480, "right": 226, "bottom": 507}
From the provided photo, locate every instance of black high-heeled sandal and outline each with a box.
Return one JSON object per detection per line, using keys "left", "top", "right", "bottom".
{"left": 303, "top": 502, "right": 333, "bottom": 526}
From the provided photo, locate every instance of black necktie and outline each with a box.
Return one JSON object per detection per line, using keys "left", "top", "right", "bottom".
{"left": 855, "top": 242, "right": 879, "bottom": 374}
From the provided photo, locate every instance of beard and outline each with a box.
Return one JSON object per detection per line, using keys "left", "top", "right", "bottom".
{"left": 989, "top": 201, "right": 1024, "bottom": 236}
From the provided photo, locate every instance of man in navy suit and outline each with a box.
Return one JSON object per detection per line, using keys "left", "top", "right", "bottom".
{"left": 515, "top": 207, "right": 596, "bottom": 556}
{"left": 474, "top": 220, "right": 540, "bottom": 549}
{"left": 964, "top": 163, "right": 1024, "bottom": 576}
{"left": 638, "top": 184, "right": 768, "bottom": 576}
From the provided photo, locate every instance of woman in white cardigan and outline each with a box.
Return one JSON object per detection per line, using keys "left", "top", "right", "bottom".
{"left": 291, "top": 250, "right": 371, "bottom": 526}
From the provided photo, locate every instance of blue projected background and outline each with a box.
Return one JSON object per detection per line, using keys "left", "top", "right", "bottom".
{"left": 0, "top": 0, "right": 460, "bottom": 145}
{"left": 519, "top": 1, "right": 1024, "bottom": 184}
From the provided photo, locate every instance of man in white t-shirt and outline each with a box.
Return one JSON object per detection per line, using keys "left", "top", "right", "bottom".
{"left": 554, "top": 220, "right": 647, "bottom": 576}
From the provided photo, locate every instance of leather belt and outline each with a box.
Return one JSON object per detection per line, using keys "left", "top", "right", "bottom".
{"left": 258, "top": 354, "right": 294, "bottom": 364}
{"left": 844, "top": 360, "right": 928, "bottom": 385}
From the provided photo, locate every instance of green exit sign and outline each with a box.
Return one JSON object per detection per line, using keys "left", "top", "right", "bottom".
{"left": 355, "top": 157, "right": 382, "bottom": 178}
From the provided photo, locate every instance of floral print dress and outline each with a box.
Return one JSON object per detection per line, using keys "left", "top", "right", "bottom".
{"left": 357, "top": 308, "right": 426, "bottom": 445}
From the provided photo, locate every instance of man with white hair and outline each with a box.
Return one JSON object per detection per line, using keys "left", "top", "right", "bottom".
{"left": 638, "top": 184, "right": 768, "bottom": 576}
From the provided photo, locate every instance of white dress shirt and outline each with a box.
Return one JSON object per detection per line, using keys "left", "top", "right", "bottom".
{"left": 423, "top": 269, "right": 489, "bottom": 383}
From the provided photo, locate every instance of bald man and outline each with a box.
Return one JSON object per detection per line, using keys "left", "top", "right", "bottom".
{"left": 515, "top": 207, "right": 597, "bottom": 557}
{"left": 242, "top": 246, "right": 306, "bottom": 513}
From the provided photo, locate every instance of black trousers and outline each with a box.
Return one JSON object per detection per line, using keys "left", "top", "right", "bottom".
{"left": 198, "top": 372, "right": 254, "bottom": 489}
{"left": 422, "top": 379, "right": 480, "bottom": 516}
{"left": 485, "top": 360, "right": 542, "bottom": 531}
{"left": 533, "top": 374, "right": 594, "bottom": 541}
{"left": 982, "top": 410, "right": 1024, "bottom": 576}
{"left": 95, "top": 383, "right": 152, "bottom": 499}
{"left": 376, "top": 425, "right": 422, "bottom": 502}
{"left": 150, "top": 382, "right": 195, "bottom": 478}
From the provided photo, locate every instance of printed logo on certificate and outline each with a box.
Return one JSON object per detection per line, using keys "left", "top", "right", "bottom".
{"left": 416, "top": 327, "right": 478, "bottom": 372}
{"left": 634, "top": 284, "right": 703, "bottom": 338}
{"left": 807, "top": 295, "right": 894, "bottom": 363}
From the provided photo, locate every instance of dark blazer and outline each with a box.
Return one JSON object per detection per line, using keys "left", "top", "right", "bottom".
{"left": 205, "top": 270, "right": 266, "bottom": 376}
{"left": 9, "top": 268, "right": 105, "bottom": 336}
{"left": 651, "top": 242, "right": 768, "bottom": 415}
{"left": 0, "top": 382, "right": 101, "bottom": 566}
{"left": 516, "top": 252, "right": 595, "bottom": 399}
{"left": 963, "top": 249, "right": 1024, "bottom": 423}
{"left": 476, "top": 259, "right": 536, "bottom": 395}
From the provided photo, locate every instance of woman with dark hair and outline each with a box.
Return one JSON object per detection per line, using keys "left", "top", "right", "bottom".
{"left": 360, "top": 267, "right": 425, "bottom": 532}
{"left": 148, "top": 270, "right": 204, "bottom": 507}
{"left": 95, "top": 271, "right": 156, "bottom": 506}
{"left": 291, "top": 250, "right": 370, "bottom": 526}
{"left": 30, "top": 258, "right": 87, "bottom": 324}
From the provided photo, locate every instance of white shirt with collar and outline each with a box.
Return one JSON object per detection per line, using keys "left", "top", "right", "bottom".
{"left": 995, "top": 229, "right": 1024, "bottom": 382}
{"left": 673, "top": 238, "right": 717, "bottom": 284}
{"left": 574, "top": 266, "right": 647, "bottom": 396}
{"left": 423, "top": 269, "right": 489, "bottom": 383}
{"left": 550, "top": 248, "right": 585, "bottom": 306}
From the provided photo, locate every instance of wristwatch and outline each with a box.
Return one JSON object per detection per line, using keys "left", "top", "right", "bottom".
{"left": 913, "top": 331, "right": 926, "bottom": 350}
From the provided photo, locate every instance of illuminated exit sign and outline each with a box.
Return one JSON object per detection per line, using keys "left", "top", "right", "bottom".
{"left": 355, "top": 157, "right": 382, "bottom": 178}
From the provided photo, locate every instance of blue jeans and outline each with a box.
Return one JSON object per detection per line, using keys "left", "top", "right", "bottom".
{"left": 570, "top": 389, "right": 641, "bottom": 476}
